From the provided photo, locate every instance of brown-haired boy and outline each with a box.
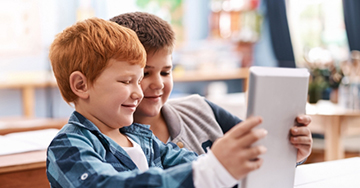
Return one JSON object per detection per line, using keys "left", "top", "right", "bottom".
{"left": 110, "top": 12, "right": 312, "bottom": 162}
{"left": 46, "top": 17, "right": 268, "bottom": 188}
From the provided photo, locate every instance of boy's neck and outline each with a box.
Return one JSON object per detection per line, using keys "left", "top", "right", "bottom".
{"left": 107, "top": 130, "right": 133, "bottom": 148}
{"left": 134, "top": 112, "right": 170, "bottom": 143}
{"left": 75, "top": 107, "right": 132, "bottom": 147}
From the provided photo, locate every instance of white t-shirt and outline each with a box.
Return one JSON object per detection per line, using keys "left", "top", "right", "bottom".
{"left": 123, "top": 137, "right": 149, "bottom": 172}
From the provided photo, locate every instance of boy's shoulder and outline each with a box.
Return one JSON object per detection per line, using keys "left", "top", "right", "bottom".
{"left": 167, "top": 94, "right": 204, "bottom": 102}
{"left": 165, "top": 94, "right": 213, "bottom": 117}
{"left": 166, "top": 94, "right": 207, "bottom": 108}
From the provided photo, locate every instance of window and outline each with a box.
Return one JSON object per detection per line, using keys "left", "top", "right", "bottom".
{"left": 287, "top": 0, "right": 349, "bottom": 67}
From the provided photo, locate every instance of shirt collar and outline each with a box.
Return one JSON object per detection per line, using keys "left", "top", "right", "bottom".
{"left": 68, "top": 111, "right": 102, "bottom": 133}
{"left": 68, "top": 111, "right": 153, "bottom": 138}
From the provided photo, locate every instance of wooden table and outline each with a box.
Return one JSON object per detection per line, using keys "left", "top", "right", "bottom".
{"left": 0, "top": 150, "right": 49, "bottom": 188}
{"left": 0, "top": 118, "right": 63, "bottom": 188}
{"left": 0, "top": 117, "right": 66, "bottom": 135}
{"left": 307, "top": 101, "right": 360, "bottom": 161}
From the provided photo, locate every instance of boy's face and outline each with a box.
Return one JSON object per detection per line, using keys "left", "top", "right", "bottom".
{"left": 135, "top": 49, "right": 173, "bottom": 117}
{"left": 86, "top": 59, "right": 144, "bottom": 129}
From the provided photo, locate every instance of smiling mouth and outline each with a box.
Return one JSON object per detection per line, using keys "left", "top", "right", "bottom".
{"left": 122, "top": 103, "right": 137, "bottom": 108}
{"left": 122, "top": 105, "right": 137, "bottom": 112}
{"left": 144, "top": 95, "right": 162, "bottom": 99}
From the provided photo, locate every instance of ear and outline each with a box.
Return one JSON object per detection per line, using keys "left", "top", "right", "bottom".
{"left": 69, "top": 71, "right": 89, "bottom": 99}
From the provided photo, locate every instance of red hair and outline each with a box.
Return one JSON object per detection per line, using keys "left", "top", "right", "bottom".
{"left": 49, "top": 17, "right": 146, "bottom": 103}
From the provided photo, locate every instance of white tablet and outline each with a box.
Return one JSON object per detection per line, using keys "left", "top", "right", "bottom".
{"left": 240, "top": 66, "right": 309, "bottom": 188}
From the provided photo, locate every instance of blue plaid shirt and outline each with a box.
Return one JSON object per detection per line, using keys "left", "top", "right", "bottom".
{"left": 46, "top": 111, "right": 198, "bottom": 188}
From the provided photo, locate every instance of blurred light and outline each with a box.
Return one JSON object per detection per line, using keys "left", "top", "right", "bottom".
{"left": 210, "top": 0, "right": 222, "bottom": 12}
{"left": 222, "top": 0, "right": 232, "bottom": 12}
{"left": 308, "top": 47, "right": 332, "bottom": 63}
{"left": 76, "top": 0, "right": 94, "bottom": 21}
{"left": 230, "top": 0, "right": 245, "bottom": 11}
{"left": 219, "top": 12, "right": 231, "bottom": 38}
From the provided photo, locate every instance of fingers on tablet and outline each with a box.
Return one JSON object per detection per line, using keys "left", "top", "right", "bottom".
{"left": 228, "top": 116, "right": 263, "bottom": 138}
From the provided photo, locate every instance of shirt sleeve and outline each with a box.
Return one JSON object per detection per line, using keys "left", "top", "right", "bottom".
{"left": 46, "top": 133, "right": 195, "bottom": 188}
{"left": 205, "top": 99, "right": 242, "bottom": 134}
{"left": 192, "top": 149, "right": 238, "bottom": 188}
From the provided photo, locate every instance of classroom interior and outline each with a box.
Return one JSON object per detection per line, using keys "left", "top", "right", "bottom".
{"left": 1, "top": 0, "right": 360, "bottom": 187}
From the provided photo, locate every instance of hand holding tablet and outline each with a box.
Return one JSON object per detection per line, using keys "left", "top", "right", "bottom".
{"left": 241, "top": 66, "right": 310, "bottom": 188}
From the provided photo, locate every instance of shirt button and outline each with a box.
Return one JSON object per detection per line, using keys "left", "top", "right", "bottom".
{"left": 176, "top": 142, "right": 184, "bottom": 148}
{"left": 81, "top": 173, "right": 88, "bottom": 180}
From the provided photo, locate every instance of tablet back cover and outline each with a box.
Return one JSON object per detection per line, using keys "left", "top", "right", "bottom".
{"left": 240, "top": 66, "right": 309, "bottom": 188}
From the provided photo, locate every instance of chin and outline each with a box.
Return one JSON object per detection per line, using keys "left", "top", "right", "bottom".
{"left": 122, "top": 121, "right": 133, "bottom": 127}
{"left": 119, "top": 117, "right": 134, "bottom": 127}
{"left": 137, "top": 104, "right": 162, "bottom": 117}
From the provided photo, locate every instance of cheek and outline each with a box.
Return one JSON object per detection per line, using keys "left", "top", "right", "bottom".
{"left": 163, "top": 79, "right": 173, "bottom": 96}
{"left": 110, "top": 91, "right": 127, "bottom": 103}
{"left": 140, "top": 79, "right": 150, "bottom": 91}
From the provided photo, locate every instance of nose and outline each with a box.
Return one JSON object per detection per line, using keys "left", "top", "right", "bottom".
{"left": 150, "top": 75, "right": 164, "bottom": 90}
{"left": 131, "top": 84, "right": 144, "bottom": 101}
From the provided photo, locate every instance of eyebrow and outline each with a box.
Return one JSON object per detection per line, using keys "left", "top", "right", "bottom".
{"left": 145, "top": 65, "right": 172, "bottom": 69}
{"left": 116, "top": 74, "right": 137, "bottom": 78}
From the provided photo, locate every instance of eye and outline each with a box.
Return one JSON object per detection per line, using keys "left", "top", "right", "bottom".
{"left": 118, "top": 80, "right": 130, "bottom": 84}
{"left": 161, "top": 71, "right": 170, "bottom": 76}
{"left": 144, "top": 72, "right": 149, "bottom": 77}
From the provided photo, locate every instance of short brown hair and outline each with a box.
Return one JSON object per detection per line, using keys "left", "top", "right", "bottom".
{"left": 49, "top": 17, "right": 146, "bottom": 104}
{"left": 110, "top": 12, "right": 175, "bottom": 54}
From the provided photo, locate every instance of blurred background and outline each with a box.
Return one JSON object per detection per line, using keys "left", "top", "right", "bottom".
{"left": 1, "top": 0, "right": 360, "bottom": 164}
{"left": 0, "top": 0, "right": 352, "bottom": 118}
{"left": 3, "top": 3, "right": 360, "bottom": 187}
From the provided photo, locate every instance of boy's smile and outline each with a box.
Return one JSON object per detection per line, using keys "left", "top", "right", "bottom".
{"left": 144, "top": 94, "right": 163, "bottom": 101}
{"left": 122, "top": 103, "right": 138, "bottom": 111}
{"left": 135, "top": 49, "right": 173, "bottom": 117}
{"left": 77, "top": 58, "right": 144, "bottom": 133}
